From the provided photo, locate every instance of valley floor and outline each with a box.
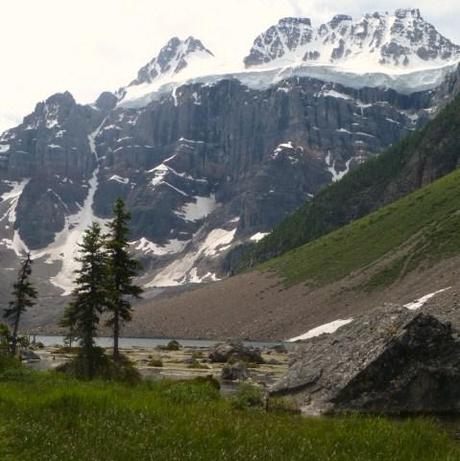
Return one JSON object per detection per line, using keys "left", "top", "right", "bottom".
{"left": 114, "top": 255, "right": 460, "bottom": 341}
{"left": 0, "top": 369, "right": 458, "bottom": 461}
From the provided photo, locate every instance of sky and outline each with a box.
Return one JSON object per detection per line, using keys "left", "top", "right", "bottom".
{"left": 1, "top": 0, "right": 459, "bottom": 132}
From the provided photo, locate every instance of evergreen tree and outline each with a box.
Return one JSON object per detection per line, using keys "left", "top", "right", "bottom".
{"left": 4, "top": 253, "right": 37, "bottom": 356}
{"left": 62, "top": 222, "right": 108, "bottom": 378}
{"left": 105, "top": 199, "right": 142, "bottom": 360}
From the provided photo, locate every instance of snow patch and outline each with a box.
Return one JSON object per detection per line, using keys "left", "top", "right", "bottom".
{"left": 250, "top": 232, "right": 269, "bottom": 242}
{"left": 147, "top": 227, "right": 237, "bottom": 287}
{"left": 316, "top": 88, "right": 352, "bottom": 100}
{"left": 31, "top": 168, "right": 106, "bottom": 296}
{"left": 131, "top": 237, "right": 188, "bottom": 256}
{"left": 404, "top": 288, "right": 451, "bottom": 311}
{"left": 0, "top": 179, "right": 30, "bottom": 256}
{"left": 325, "top": 152, "right": 352, "bottom": 182}
{"left": 175, "top": 195, "right": 217, "bottom": 222}
{"left": 109, "top": 175, "right": 129, "bottom": 185}
{"left": 288, "top": 319, "right": 354, "bottom": 342}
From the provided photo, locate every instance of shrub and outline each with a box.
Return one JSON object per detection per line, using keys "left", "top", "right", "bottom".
{"left": 164, "top": 340, "right": 181, "bottom": 351}
{"left": 231, "top": 383, "right": 265, "bottom": 410}
{"left": 187, "top": 358, "right": 209, "bottom": 369}
{"left": 57, "top": 348, "right": 141, "bottom": 383}
{"left": 148, "top": 357, "right": 163, "bottom": 367}
{"left": 267, "top": 396, "right": 300, "bottom": 414}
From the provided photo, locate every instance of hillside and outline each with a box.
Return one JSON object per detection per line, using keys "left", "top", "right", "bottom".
{"left": 245, "top": 91, "right": 460, "bottom": 266}
{"left": 56, "top": 162, "right": 458, "bottom": 341}
{"left": 262, "top": 167, "right": 460, "bottom": 288}
{"left": 1, "top": 10, "right": 460, "bottom": 309}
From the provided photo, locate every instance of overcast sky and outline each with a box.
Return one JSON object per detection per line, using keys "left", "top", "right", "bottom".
{"left": 1, "top": 0, "right": 459, "bottom": 132}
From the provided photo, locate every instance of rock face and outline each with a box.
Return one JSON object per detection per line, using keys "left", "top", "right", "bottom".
{"left": 0, "top": 11, "right": 460, "bottom": 315}
{"left": 244, "top": 10, "right": 460, "bottom": 69}
{"left": 270, "top": 305, "right": 460, "bottom": 415}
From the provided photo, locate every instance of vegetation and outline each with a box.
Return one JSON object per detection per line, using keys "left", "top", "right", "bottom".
{"left": 244, "top": 93, "right": 460, "bottom": 268}
{"left": 105, "top": 199, "right": 143, "bottom": 360}
{"left": 0, "top": 368, "right": 458, "bottom": 461}
{"left": 3, "top": 253, "right": 37, "bottom": 355}
{"left": 164, "top": 339, "right": 181, "bottom": 351}
{"left": 61, "top": 223, "right": 108, "bottom": 379}
{"left": 55, "top": 198, "right": 143, "bottom": 378}
{"left": 260, "top": 168, "right": 460, "bottom": 288}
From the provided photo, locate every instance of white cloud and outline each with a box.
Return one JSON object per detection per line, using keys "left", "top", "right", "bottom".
{"left": 0, "top": 0, "right": 459, "bottom": 133}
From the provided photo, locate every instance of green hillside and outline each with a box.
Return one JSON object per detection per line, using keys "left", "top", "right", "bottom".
{"left": 246, "top": 93, "right": 460, "bottom": 267}
{"left": 261, "top": 167, "right": 460, "bottom": 288}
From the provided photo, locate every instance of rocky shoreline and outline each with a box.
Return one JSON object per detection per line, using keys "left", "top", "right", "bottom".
{"left": 25, "top": 341, "right": 289, "bottom": 390}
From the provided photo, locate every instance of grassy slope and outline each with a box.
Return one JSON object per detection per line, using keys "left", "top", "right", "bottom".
{"left": 247, "top": 93, "right": 460, "bottom": 267}
{"left": 261, "top": 167, "right": 460, "bottom": 287}
{"left": 0, "top": 370, "right": 458, "bottom": 461}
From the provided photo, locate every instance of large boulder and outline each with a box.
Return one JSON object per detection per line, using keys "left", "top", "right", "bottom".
{"left": 209, "top": 339, "right": 264, "bottom": 364}
{"left": 270, "top": 304, "right": 460, "bottom": 415}
{"left": 20, "top": 349, "right": 41, "bottom": 362}
{"left": 221, "top": 362, "right": 249, "bottom": 381}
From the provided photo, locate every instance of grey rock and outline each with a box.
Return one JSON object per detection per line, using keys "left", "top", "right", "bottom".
{"left": 221, "top": 361, "right": 249, "bottom": 381}
{"left": 20, "top": 349, "right": 41, "bottom": 361}
{"left": 209, "top": 339, "right": 264, "bottom": 364}
{"left": 270, "top": 304, "right": 460, "bottom": 415}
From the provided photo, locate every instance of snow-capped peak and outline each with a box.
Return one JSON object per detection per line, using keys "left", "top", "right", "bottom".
{"left": 244, "top": 9, "right": 460, "bottom": 71}
{"left": 130, "top": 36, "right": 214, "bottom": 86}
{"left": 119, "top": 36, "right": 215, "bottom": 106}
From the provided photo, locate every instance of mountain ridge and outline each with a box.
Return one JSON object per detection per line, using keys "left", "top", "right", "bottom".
{"left": 1, "top": 9, "right": 460, "bottom": 324}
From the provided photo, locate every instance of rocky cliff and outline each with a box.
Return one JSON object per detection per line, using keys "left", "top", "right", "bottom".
{"left": 0, "top": 10, "right": 460, "bottom": 319}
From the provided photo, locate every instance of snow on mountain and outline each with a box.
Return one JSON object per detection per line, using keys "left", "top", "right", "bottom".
{"left": 244, "top": 9, "right": 460, "bottom": 71}
{"left": 117, "top": 10, "right": 460, "bottom": 109}
{"left": 120, "top": 36, "right": 217, "bottom": 107}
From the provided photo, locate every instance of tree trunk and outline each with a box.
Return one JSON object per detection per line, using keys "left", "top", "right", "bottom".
{"left": 113, "top": 310, "right": 120, "bottom": 360}
{"left": 11, "top": 309, "right": 21, "bottom": 356}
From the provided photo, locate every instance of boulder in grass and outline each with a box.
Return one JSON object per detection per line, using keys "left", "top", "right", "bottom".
{"left": 221, "top": 362, "right": 249, "bottom": 382}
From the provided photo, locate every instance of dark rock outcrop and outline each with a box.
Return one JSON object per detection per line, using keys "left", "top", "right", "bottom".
{"left": 209, "top": 339, "right": 264, "bottom": 364}
{"left": 221, "top": 361, "right": 249, "bottom": 381}
{"left": 270, "top": 304, "right": 460, "bottom": 415}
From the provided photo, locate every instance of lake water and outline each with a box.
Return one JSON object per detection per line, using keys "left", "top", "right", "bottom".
{"left": 33, "top": 335, "right": 283, "bottom": 350}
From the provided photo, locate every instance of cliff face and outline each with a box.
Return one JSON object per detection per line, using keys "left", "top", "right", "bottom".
{"left": 0, "top": 71, "right": 454, "bottom": 296}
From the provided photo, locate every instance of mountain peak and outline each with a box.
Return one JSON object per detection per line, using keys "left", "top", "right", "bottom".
{"left": 130, "top": 36, "right": 214, "bottom": 87}
{"left": 394, "top": 8, "right": 421, "bottom": 19}
{"left": 244, "top": 9, "right": 460, "bottom": 70}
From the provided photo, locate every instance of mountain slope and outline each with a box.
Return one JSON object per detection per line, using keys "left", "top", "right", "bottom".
{"left": 262, "top": 166, "right": 460, "bottom": 287}
{"left": 246, "top": 90, "right": 460, "bottom": 266}
{"left": 1, "top": 9, "right": 460, "bottom": 319}
{"left": 122, "top": 160, "right": 460, "bottom": 340}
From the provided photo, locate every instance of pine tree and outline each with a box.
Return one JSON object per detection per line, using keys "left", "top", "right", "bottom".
{"left": 105, "top": 199, "right": 142, "bottom": 360}
{"left": 62, "top": 222, "right": 108, "bottom": 378}
{"left": 4, "top": 253, "right": 37, "bottom": 356}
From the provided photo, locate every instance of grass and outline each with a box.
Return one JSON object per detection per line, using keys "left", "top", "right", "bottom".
{"left": 261, "top": 168, "right": 460, "bottom": 287}
{"left": 0, "top": 368, "right": 459, "bottom": 460}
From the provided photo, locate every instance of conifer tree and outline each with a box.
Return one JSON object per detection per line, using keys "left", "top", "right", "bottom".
{"left": 62, "top": 222, "right": 107, "bottom": 378}
{"left": 4, "top": 253, "right": 37, "bottom": 355}
{"left": 105, "top": 199, "right": 142, "bottom": 360}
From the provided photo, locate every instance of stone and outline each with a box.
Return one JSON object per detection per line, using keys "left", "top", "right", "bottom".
{"left": 209, "top": 339, "right": 264, "bottom": 364}
{"left": 221, "top": 361, "right": 249, "bottom": 381}
{"left": 270, "top": 304, "right": 460, "bottom": 415}
{"left": 20, "top": 349, "right": 41, "bottom": 361}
